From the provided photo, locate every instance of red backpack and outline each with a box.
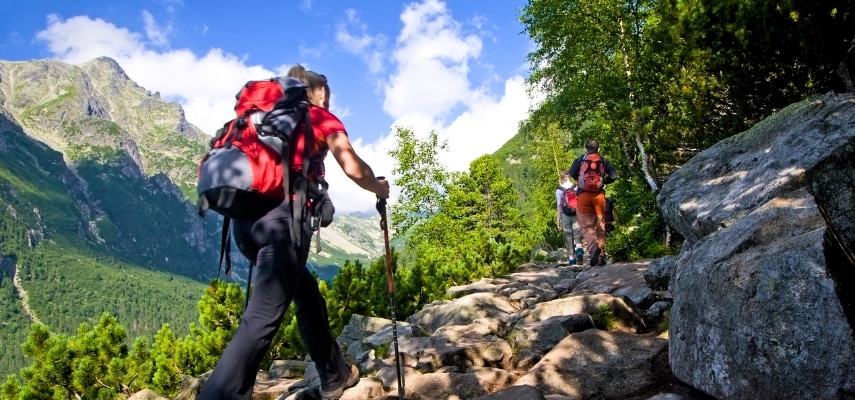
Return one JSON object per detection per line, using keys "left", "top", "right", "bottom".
{"left": 559, "top": 186, "right": 577, "bottom": 216}
{"left": 197, "top": 77, "right": 319, "bottom": 275}
{"left": 578, "top": 153, "right": 605, "bottom": 193}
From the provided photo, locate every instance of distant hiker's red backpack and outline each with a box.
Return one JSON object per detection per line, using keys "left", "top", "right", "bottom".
{"left": 197, "top": 76, "right": 323, "bottom": 275}
{"left": 559, "top": 186, "right": 577, "bottom": 216}
{"left": 578, "top": 153, "right": 606, "bottom": 193}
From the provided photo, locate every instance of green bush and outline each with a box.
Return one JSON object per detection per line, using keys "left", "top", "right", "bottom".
{"left": 606, "top": 212, "right": 678, "bottom": 261}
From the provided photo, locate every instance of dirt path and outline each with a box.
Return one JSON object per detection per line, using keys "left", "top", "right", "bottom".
{"left": 12, "top": 263, "right": 42, "bottom": 325}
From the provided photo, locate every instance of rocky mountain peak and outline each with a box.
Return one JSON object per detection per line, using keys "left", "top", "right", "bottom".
{"left": 0, "top": 57, "right": 210, "bottom": 194}
{"left": 81, "top": 56, "right": 130, "bottom": 81}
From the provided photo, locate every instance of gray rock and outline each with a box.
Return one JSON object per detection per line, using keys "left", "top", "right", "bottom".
{"left": 660, "top": 93, "right": 855, "bottom": 399}
{"left": 644, "top": 255, "right": 678, "bottom": 291}
{"left": 514, "top": 330, "right": 670, "bottom": 399}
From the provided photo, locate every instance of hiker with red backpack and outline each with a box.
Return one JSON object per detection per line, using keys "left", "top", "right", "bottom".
{"left": 556, "top": 171, "right": 584, "bottom": 264}
{"left": 567, "top": 139, "right": 618, "bottom": 267}
{"left": 196, "top": 65, "right": 388, "bottom": 400}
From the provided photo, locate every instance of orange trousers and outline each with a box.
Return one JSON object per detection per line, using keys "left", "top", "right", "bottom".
{"left": 575, "top": 192, "right": 606, "bottom": 255}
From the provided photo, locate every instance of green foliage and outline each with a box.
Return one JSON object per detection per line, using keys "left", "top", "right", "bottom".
{"left": 0, "top": 272, "right": 29, "bottom": 380}
{"left": 8, "top": 315, "right": 131, "bottom": 400}
{"left": 652, "top": 0, "right": 854, "bottom": 141}
{"left": 325, "top": 259, "right": 373, "bottom": 334}
{"left": 1, "top": 375, "right": 21, "bottom": 400}
{"left": 657, "top": 313, "right": 670, "bottom": 334}
{"left": 362, "top": 129, "right": 540, "bottom": 316}
{"left": 591, "top": 303, "right": 617, "bottom": 331}
{"left": 0, "top": 225, "right": 205, "bottom": 377}
{"left": 517, "top": 0, "right": 855, "bottom": 262}
{"left": 175, "top": 279, "right": 243, "bottom": 377}
{"left": 372, "top": 342, "right": 391, "bottom": 359}
{"left": 606, "top": 212, "right": 674, "bottom": 262}
{"left": 2, "top": 280, "right": 250, "bottom": 399}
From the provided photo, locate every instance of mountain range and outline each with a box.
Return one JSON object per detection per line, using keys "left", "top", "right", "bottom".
{"left": 0, "top": 57, "right": 388, "bottom": 376}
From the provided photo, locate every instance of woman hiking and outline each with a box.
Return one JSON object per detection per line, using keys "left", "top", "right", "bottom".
{"left": 197, "top": 65, "right": 389, "bottom": 400}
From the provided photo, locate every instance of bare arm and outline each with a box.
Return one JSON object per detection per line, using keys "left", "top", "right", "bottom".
{"left": 327, "top": 132, "right": 389, "bottom": 198}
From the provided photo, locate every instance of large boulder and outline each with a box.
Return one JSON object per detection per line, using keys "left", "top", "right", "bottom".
{"left": 658, "top": 92, "right": 855, "bottom": 399}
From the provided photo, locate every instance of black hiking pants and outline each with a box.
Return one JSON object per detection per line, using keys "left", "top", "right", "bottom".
{"left": 197, "top": 201, "right": 349, "bottom": 400}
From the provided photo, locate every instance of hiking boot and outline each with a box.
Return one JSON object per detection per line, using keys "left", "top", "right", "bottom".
{"left": 590, "top": 246, "right": 601, "bottom": 267}
{"left": 568, "top": 257, "right": 576, "bottom": 264}
{"left": 320, "top": 364, "right": 359, "bottom": 400}
{"left": 597, "top": 255, "right": 606, "bottom": 266}
{"left": 575, "top": 247, "right": 585, "bottom": 265}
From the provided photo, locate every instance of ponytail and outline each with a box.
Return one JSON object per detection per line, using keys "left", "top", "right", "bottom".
{"left": 287, "top": 64, "right": 325, "bottom": 89}
{"left": 286, "top": 64, "right": 308, "bottom": 83}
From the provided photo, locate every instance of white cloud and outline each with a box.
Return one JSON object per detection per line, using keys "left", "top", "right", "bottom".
{"left": 382, "top": 0, "right": 481, "bottom": 121}
{"left": 380, "top": 0, "right": 541, "bottom": 173}
{"left": 439, "top": 76, "right": 540, "bottom": 172}
{"left": 335, "top": 9, "right": 386, "bottom": 73}
{"left": 142, "top": 10, "right": 171, "bottom": 47}
{"left": 37, "top": 15, "right": 144, "bottom": 62}
{"left": 157, "top": 0, "right": 184, "bottom": 14}
{"left": 36, "top": 15, "right": 273, "bottom": 136}
{"left": 299, "top": 0, "right": 314, "bottom": 13}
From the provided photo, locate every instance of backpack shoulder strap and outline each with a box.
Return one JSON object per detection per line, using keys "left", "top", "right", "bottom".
{"left": 288, "top": 104, "right": 314, "bottom": 248}
{"left": 219, "top": 217, "right": 232, "bottom": 276}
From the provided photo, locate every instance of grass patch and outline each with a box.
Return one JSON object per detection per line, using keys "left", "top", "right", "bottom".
{"left": 591, "top": 303, "right": 618, "bottom": 331}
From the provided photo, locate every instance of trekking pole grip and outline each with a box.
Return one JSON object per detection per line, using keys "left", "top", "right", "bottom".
{"left": 375, "top": 176, "right": 387, "bottom": 218}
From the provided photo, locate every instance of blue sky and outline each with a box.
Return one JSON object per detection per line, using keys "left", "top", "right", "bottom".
{"left": 0, "top": 0, "right": 543, "bottom": 213}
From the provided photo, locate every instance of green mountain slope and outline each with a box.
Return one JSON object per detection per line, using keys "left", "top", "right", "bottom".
{"left": 0, "top": 110, "right": 208, "bottom": 376}
{"left": 491, "top": 131, "right": 539, "bottom": 217}
{"left": 0, "top": 58, "right": 225, "bottom": 376}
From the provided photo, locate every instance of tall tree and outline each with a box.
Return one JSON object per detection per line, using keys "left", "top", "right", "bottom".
{"left": 653, "top": 0, "right": 855, "bottom": 141}
{"left": 387, "top": 127, "right": 451, "bottom": 239}
{"left": 521, "top": 0, "right": 661, "bottom": 193}
{"left": 449, "top": 156, "right": 534, "bottom": 276}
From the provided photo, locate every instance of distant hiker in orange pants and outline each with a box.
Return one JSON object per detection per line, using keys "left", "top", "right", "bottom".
{"left": 567, "top": 139, "right": 617, "bottom": 266}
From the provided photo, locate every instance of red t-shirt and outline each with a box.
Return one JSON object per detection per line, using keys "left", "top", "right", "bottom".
{"left": 292, "top": 105, "right": 346, "bottom": 170}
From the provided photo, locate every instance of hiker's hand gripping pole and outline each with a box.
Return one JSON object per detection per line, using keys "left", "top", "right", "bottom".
{"left": 375, "top": 176, "right": 405, "bottom": 399}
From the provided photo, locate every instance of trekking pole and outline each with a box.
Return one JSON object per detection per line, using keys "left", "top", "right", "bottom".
{"left": 375, "top": 176, "right": 405, "bottom": 399}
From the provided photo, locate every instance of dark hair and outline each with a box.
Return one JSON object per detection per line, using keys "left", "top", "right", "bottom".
{"left": 287, "top": 64, "right": 330, "bottom": 108}
{"left": 585, "top": 139, "right": 599, "bottom": 153}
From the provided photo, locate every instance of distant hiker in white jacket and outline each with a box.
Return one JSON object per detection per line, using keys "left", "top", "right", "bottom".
{"left": 556, "top": 171, "right": 583, "bottom": 264}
